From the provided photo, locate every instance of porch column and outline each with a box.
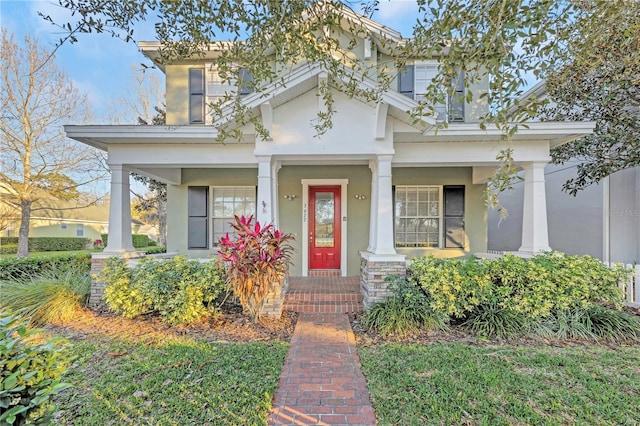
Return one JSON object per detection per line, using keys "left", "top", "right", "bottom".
{"left": 103, "top": 164, "right": 135, "bottom": 253}
{"left": 272, "top": 160, "right": 282, "bottom": 228}
{"left": 519, "top": 161, "right": 551, "bottom": 253}
{"left": 257, "top": 155, "right": 274, "bottom": 225}
{"left": 367, "top": 159, "right": 378, "bottom": 252}
{"left": 368, "top": 155, "right": 396, "bottom": 254}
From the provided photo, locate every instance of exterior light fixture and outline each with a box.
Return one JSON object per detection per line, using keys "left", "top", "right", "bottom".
{"left": 354, "top": 194, "right": 366, "bottom": 200}
{"left": 283, "top": 194, "right": 297, "bottom": 200}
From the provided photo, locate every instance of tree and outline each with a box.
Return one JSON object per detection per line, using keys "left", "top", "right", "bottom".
{"left": 131, "top": 172, "right": 167, "bottom": 247}
{"left": 546, "top": 4, "right": 640, "bottom": 194}
{"left": 0, "top": 30, "right": 104, "bottom": 257}
{"left": 42, "top": 0, "right": 637, "bottom": 199}
{"left": 107, "top": 63, "right": 165, "bottom": 124}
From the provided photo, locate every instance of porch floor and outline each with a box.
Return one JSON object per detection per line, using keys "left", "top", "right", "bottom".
{"left": 283, "top": 276, "right": 363, "bottom": 313}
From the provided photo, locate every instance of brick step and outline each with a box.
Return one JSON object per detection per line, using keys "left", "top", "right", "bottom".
{"left": 284, "top": 292, "right": 362, "bottom": 303}
{"left": 283, "top": 300, "right": 364, "bottom": 313}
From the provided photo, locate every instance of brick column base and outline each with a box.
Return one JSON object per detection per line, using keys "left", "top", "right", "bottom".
{"left": 89, "top": 252, "right": 144, "bottom": 308}
{"left": 360, "top": 251, "right": 407, "bottom": 309}
{"left": 261, "top": 275, "right": 289, "bottom": 318}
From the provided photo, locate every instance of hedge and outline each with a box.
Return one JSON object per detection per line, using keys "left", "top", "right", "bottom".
{"left": 101, "top": 234, "right": 151, "bottom": 248}
{"left": 0, "top": 244, "right": 18, "bottom": 255}
{"left": 0, "top": 237, "right": 90, "bottom": 252}
{"left": 0, "top": 253, "right": 91, "bottom": 281}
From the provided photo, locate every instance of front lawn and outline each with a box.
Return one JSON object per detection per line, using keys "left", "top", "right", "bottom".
{"left": 52, "top": 332, "right": 289, "bottom": 425}
{"left": 0, "top": 250, "right": 96, "bottom": 259}
{"left": 359, "top": 343, "right": 640, "bottom": 425}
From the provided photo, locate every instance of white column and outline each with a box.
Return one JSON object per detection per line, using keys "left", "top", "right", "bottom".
{"left": 369, "top": 155, "right": 396, "bottom": 255}
{"left": 104, "top": 165, "right": 135, "bottom": 254}
{"left": 519, "top": 161, "right": 551, "bottom": 253}
{"left": 256, "top": 155, "right": 274, "bottom": 225}
{"left": 367, "top": 160, "right": 378, "bottom": 252}
{"left": 272, "top": 161, "right": 282, "bottom": 228}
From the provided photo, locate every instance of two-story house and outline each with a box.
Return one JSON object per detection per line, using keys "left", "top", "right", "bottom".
{"left": 64, "top": 3, "right": 594, "bottom": 306}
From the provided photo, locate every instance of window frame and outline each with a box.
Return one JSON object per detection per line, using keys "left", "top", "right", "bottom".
{"left": 393, "top": 185, "right": 444, "bottom": 249}
{"left": 76, "top": 224, "right": 84, "bottom": 237}
{"left": 188, "top": 68, "right": 205, "bottom": 124}
{"left": 209, "top": 186, "right": 257, "bottom": 248}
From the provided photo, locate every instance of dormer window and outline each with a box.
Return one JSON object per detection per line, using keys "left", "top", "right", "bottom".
{"left": 398, "top": 61, "right": 465, "bottom": 123}
{"left": 189, "top": 65, "right": 253, "bottom": 125}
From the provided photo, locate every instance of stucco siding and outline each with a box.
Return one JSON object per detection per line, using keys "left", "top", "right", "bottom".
{"left": 278, "top": 165, "right": 371, "bottom": 276}
{"left": 488, "top": 164, "right": 639, "bottom": 263}
{"left": 165, "top": 64, "right": 191, "bottom": 126}
{"left": 30, "top": 223, "right": 101, "bottom": 242}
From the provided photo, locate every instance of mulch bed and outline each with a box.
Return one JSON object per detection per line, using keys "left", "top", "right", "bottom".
{"left": 45, "top": 302, "right": 298, "bottom": 344}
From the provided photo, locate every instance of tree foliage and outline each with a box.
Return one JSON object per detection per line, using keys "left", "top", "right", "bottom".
{"left": 41, "top": 0, "right": 638, "bottom": 197}
{"left": 0, "top": 30, "right": 104, "bottom": 257}
{"left": 546, "top": 3, "right": 640, "bottom": 194}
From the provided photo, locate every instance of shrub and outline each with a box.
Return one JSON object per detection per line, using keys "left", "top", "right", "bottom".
{"left": 0, "top": 253, "right": 91, "bottom": 281}
{"left": 101, "top": 256, "right": 226, "bottom": 325}
{"left": 409, "top": 252, "right": 631, "bottom": 338}
{"left": 100, "top": 234, "right": 150, "bottom": 248}
{"left": 1, "top": 244, "right": 18, "bottom": 254}
{"left": 411, "top": 253, "right": 628, "bottom": 320}
{"left": 409, "top": 256, "right": 493, "bottom": 318}
{"left": 535, "top": 306, "right": 640, "bottom": 342}
{"left": 143, "top": 246, "right": 167, "bottom": 255}
{"left": 0, "top": 237, "right": 90, "bottom": 252}
{"left": 0, "top": 269, "right": 90, "bottom": 326}
{"left": 463, "top": 303, "right": 527, "bottom": 338}
{"left": 363, "top": 275, "right": 448, "bottom": 336}
{"left": 0, "top": 312, "right": 72, "bottom": 425}
{"left": 217, "top": 215, "right": 294, "bottom": 322}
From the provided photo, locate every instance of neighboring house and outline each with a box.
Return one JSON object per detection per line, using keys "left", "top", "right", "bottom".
{"left": 64, "top": 4, "right": 594, "bottom": 306}
{"left": 0, "top": 187, "right": 146, "bottom": 245}
{"left": 488, "top": 83, "right": 639, "bottom": 264}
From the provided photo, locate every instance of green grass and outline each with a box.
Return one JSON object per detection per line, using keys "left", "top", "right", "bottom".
{"left": 360, "top": 343, "right": 640, "bottom": 425}
{"left": 53, "top": 334, "right": 289, "bottom": 425}
{"left": 0, "top": 247, "right": 162, "bottom": 259}
{"left": 0, "top": 249, "right": 97, "bottom": 259}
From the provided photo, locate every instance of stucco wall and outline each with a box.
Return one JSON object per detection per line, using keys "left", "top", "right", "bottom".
{"left": 393, "top": 167, "right": 487, "bottom": 258}
{"left": 166, "top": 64, "right": 193, "bottom": 126}
{"left": 278, "top": 165, "right": 372, "bottom": 276}
{"left": 30, "top": 223, "right": 102, "bottom": 242}
{"left": 488, "top": 164, "right": 640, "bottom": 263}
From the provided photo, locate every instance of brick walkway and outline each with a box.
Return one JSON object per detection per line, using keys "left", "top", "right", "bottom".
{"left": 268, "top": 312, "right": 377, "bottom": 426}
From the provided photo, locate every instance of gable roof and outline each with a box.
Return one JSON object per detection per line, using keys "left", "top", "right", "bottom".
{"left": 139, "top": 1, "right": 406, "bottom": 70}
{"left": 214, "top": 61, "right": 436, "bottom": 134}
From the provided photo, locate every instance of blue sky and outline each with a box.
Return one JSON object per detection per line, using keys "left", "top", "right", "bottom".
{"left": 0, "top": 0, "right": 420, "bottom": 122}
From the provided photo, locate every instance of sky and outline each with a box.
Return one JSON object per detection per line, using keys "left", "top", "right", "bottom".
{"left": 0, "top": 0, "right": 421, "bottom": 122}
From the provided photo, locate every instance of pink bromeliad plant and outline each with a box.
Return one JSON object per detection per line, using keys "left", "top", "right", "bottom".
{"left": 217, "top": 215, "right": 295, "bottom": 322}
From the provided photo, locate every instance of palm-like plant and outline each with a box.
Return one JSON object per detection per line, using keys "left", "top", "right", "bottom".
{"left": 217, "top": 215, "right": 294, "bottom": 322}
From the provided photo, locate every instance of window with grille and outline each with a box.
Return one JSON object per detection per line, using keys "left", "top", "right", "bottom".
{"left": 394, "top": 186, "right": 441, "bottom": 248}
{"left": 211, "top": 187, "right": 256, "bottom": 245}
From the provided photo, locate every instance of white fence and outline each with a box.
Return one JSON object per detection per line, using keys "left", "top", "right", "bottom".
{"left": 605, "top": 262, "right": 640, "bottom": 309}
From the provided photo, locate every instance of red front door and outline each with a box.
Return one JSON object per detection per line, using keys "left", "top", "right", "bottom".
{"left": 309, "top": 186, "right": 341, "bottom": 270}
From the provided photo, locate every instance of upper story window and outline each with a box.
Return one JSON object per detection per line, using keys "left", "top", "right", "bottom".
{"left": 398, "top": 61, "right": 465, "bottom": 123}
{"left": 189, "top": 65, "right": 253, "bottom": 125}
